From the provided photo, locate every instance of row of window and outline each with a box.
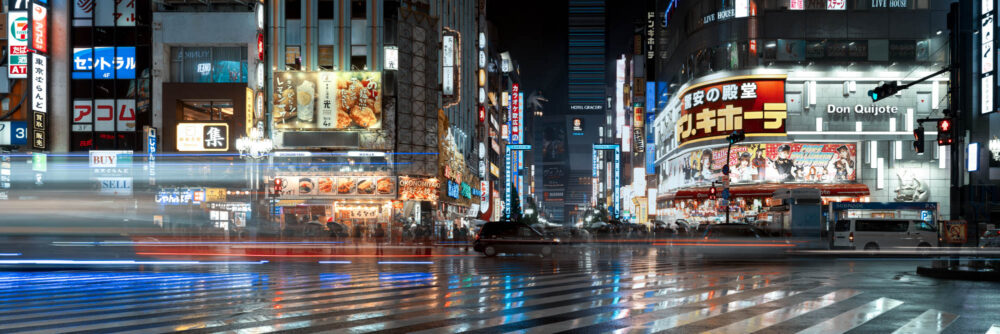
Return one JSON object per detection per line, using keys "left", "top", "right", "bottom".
{"left": 664, "top": 38, "right": 943, "bottom": 92}
{"left": 680, "top": 0, "right": 935, "bottom": 34}
{"left": 285, "top": 0, "right": 368, "bottom": 19}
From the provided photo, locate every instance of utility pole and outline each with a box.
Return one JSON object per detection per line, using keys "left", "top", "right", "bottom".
{"left": 722, "top": 131, "right": 745, "bottom": 224}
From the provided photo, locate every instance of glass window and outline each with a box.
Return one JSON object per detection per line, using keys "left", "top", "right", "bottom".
{"left": 918, "top": 222, "right": 936, "bottom": 232}
{"left": 169, "top": 47, "right": 247, "bottom": 83}
{"left": 352, "top": 0, "right": 366, "bottom": 19}
{"left": 180, "top": 100, "right": 234, "bottom": 122}
{"left": 319, "top": 45, "right": 335, "bottom": 70}
{"left": 286, "top": 0, "right": 301, "bottom": 19}
{"left": 286, "top": 46, "right": 301, "bottom": 69}
{"left": 318, "top": 0, "right": 335, "bottom": 19}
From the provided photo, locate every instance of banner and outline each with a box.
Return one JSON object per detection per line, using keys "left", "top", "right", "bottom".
{"left": 676, "top": 75, "right": 787, "bottom": 146}
{"left": 273, "top": 175, "right": 396, "bottom": 198}
{"left": 668, "top": 143, "right": 857, "bottom": 188}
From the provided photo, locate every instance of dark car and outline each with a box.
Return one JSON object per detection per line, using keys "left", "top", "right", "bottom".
{"left": 703, "top": 223, "right": 762, "bottom": 239}
{"left": 473, "top": 221, "right": 560, "bottom": 257}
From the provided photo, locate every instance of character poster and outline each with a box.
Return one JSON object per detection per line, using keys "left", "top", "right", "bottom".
{"left": 675, "top": 143, "right": 857, "bottom": 186}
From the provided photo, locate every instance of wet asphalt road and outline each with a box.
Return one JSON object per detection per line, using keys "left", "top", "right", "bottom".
{"left": 0, "top": 246, "right": 998, "bottom": 333}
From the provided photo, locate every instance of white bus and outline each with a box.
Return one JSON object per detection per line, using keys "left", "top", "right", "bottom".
{"left": 832, "top": 219, "right": 938, "bottom": 250}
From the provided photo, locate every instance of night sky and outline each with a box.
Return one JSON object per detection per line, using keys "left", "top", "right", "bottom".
{"left": 487, "top": 0, "right": 646, "bottom": 118}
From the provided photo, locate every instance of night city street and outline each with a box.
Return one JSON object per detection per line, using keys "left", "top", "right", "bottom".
{"left": 3, "top": 0, "right": 1000, "bottom": 333}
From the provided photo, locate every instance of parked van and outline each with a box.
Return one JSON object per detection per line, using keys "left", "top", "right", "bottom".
{"left": 832, "top": 219, "right": 938, "bottom": 250}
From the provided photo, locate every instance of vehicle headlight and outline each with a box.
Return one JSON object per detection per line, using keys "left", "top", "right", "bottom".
{"left": 553, "top": 238, "right": 560, "bottom": 243}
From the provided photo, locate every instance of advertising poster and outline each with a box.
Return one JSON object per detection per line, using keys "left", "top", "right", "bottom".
{"left": 670, "top": 143, "right": 857, "bottom": 188}
{"left": 676, "top": 75, "right": 787, "bottom": 146}
{"left": 542, "top": 123, "right": 566, "bottom": 162}
{"left": 273, "top": 71, "right": 382, "bottom": 131}
{"left": 571, "top": 118, "right": 584, "bottom": 136}
{"left": 399, "top": 177, "right": 439, "bottom": 201}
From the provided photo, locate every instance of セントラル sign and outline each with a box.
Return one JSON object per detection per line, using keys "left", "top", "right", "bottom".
{"left": 675, "top": 75, "right": 787, "bottom": 146}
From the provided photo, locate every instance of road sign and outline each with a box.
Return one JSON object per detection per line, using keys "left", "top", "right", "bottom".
{"left": 721, "top": 189, "right": 730, "bottom": 200}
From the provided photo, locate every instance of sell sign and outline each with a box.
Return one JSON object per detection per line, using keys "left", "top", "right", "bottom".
{"left": 7, "top": 11, "right": 28, "bottom": 78}
{"left": 675, "top": 75, "right": 787, "bottom": 146}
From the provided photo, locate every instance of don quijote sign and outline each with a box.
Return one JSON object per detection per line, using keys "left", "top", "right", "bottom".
{"left": 675, "top": 75, "right": 788, "bottom": 146}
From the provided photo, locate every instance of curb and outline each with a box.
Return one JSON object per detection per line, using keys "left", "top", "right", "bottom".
{"left": 916, "top": 266, "right": 1000, "bottom": 281}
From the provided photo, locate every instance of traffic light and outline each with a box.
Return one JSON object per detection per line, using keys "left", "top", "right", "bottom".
{"left": 727, "top": 130, "right": 746, "bottom": 145}
{"left": 273, "top": 178, "right": 284, "bottom": 194}
{"left": 868, "top": 81, "right": 900, "bottom": 102}
{"left": 913, "top": 126, "right": 925, "bottom": 154}
{"left": 937, "top": 119, "right": 954, "bottom": 145}
{"left": 709, "top": 184, "right": 717, "bottom": 200}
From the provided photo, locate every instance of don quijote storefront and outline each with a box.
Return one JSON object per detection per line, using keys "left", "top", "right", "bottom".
{"left": 656, "top": 70, "right": 951, "bottom": 226}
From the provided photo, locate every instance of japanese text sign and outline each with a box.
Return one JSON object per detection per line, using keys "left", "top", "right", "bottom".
{"left": 176, "top": 123, "right": 229, "bottom": 152}
{"left": 676, "top": 75, "right": 787, "bottom": 146}
{"left": 72, "top": 47, "right": 136, "bottom": 79}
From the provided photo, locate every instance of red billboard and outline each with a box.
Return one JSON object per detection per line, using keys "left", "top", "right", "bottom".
{"left": 675, "top": 75, "right": 787, "bottom": 146}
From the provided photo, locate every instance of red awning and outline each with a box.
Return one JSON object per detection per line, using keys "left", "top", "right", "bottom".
{"left": 659, "top": 183, "right": 870, "bottom": 202}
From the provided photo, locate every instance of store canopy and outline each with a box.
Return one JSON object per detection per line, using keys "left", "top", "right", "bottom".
{"left": 658, "top": 183, "right": 870, "bottom": 202}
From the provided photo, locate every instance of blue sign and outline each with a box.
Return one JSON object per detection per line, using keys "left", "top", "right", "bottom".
{"left": 507, "top": 144, "right": 531, "bottom": 151}
{"left": 0, "top": 121, "right": 28, "bottom": 146}
{"left": 593, "top": 144, "right": 619, "bottom": 150}
{"left": 72, "top": 47, "right": 137, "bottom": 80}
{"left": 447, "top": 180, "right": 459, "bottom": 199}
{"left": 721, "top": 189, "right": 731, "bottom": 200}
{"left": 921, "top": 210, "right": 933, "bottom": 223}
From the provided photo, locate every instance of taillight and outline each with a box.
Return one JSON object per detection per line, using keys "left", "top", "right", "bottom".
{"left": 849, "top": 232, "right": 854, "bottom": 243}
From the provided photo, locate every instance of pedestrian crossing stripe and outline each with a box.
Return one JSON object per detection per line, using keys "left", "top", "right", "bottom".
{"left": 0, "top": 259, "right": 968, "bottom": 333}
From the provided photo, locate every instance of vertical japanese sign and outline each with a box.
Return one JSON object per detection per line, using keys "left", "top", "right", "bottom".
{"left": 675, "top": 75, "right": 787, "bottom": 146}
{"left": 442, "top": 35, "right": 455, "bottom": 95}
{"left": 7, "top": 11, "right": 29, "bottom": 78}
{"left": 31, "top": 53, "right": 46, "bottom": 113}
{"left": 30, "top": 2, "right": 46, "bottom": 54}
{"left": 317, "top": 72, "right": 336, "bottom": 129}
{"left": 511, "top": 84, "right": 520, "bottom": 143}
{"left": 983, "top": 0, "right": 995, "bottom": 114}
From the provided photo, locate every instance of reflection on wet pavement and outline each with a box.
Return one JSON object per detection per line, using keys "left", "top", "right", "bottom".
{"left": 0, "top": 247, "right": 991, "bottom": 333}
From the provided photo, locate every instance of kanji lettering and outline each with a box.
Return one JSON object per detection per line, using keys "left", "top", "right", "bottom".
{"left": 691, "top": 90, "right": 705, "bottom": 108}
{"left": 740, "top": 82, "right": 758, "bottom": 99}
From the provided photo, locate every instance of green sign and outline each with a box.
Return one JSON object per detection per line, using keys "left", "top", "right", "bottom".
{"left": 31, "top": 153, "right": 46, "bottom": 172}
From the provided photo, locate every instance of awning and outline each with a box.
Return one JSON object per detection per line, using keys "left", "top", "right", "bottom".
{"left": 658, "top": 183, "right": 870, "bottom": 202}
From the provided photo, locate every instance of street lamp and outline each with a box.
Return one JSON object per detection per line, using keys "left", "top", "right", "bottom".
{"left": 236, "top": 125, "right": 273, "bottom": 240}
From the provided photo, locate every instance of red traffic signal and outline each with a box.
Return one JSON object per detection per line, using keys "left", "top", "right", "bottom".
{"left": 709, "top": 186, "right": 717, "bottom": 200}
{"left": 273, "top": 178, "right": 284, "bottom": 193}
{"left": 937, "top": 119, "right": 953, "bottom": 145}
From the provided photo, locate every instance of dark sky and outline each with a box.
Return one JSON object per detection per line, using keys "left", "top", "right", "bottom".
{"left": 487, "top": 0, "right": 648, "bottom": 117}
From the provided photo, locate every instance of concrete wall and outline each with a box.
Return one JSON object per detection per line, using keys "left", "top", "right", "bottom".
{"left": 152, "top": 12, "right": 256, "bottom": 132}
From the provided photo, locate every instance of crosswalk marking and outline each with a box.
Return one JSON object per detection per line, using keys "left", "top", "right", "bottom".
{"left": 702, "top": 289, "right": 862, "bottom": 334}
{"left": 0, "top": 255, "right": 977, "bottom": 334}
{"left": 891, "top": 309, "right": 960, "bottom": 334}
{"left": 796, "top": 297, "right": 904, "bottom": 334}
{"left": 986, "top": 324, "right": 1000, "bottom": 334}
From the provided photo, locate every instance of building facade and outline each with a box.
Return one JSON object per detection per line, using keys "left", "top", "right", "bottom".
{"left": 652, "top": 0, "right": 955, "bottom": 228}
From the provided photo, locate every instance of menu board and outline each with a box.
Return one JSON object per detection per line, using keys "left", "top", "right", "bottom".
{"left": 273, "top": 175, "right": 395, "bottom": 198}
{"left": 273, "top": 71, "right": 382, "bottom": 131}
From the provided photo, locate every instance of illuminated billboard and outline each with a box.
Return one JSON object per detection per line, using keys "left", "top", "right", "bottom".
{"left": 272, "top": 71, "right": 382, "bottom": 131}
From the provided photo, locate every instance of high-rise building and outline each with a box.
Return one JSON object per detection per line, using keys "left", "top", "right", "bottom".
{"left": 567, "top": 0, "right": 606, "bottom": 113}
